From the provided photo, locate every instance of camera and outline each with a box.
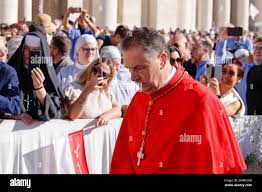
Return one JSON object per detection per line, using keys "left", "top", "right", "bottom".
{"left": 205, "top": 64, "right": 222, "bottom": 83}
{"left": 71, "top": 7, "right": 82, "bottom": 13}
{"left": 227, "top": 27, "right": 243, "bottom": 37}
{"left": 28, "top": 50, "right": 42, "bottom": 71}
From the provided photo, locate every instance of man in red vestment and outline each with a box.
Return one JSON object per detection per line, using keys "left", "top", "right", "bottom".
{"left": 110, "top": 27, "right": 246, "bottom": 174}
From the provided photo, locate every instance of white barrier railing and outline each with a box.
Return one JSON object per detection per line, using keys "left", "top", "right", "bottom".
{"left": 0, "top": 116, "right": 261, "bottom": 174}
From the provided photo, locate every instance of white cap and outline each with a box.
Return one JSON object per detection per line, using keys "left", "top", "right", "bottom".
{"left": 101, "top": 46, "right": 121, "bottom": 60}
{"left": 234, "top": 48, "right": 249, "bottom": 58}
{"left": 25, "top": 35, "right": 41, "bottom": 48}
{"left": 74, "top": 34, "right": 99, "bottom": 61}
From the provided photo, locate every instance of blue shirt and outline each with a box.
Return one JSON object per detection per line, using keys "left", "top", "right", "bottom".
{"left": 66, "top": 27, "right": 93, "bottom": 61}
{"left": 215, "top": 36, "right": 253, "bottom": 64}
{"left": 0, "top": 62, "right": 21, "bottom": 116}
{"left": 235, "top": 63, "right": 254, "bottom": 115}
{"left": 195, "top": 59, "right": 214, "bottom": 81}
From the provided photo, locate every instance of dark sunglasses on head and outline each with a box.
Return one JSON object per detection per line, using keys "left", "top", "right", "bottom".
{"left": 92, "top": 65, "right": 111, "bottom": 79}
{"left": 222, "top": 69, "right": 236, "bottom": 77}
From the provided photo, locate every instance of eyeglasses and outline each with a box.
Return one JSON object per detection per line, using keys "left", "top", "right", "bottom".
{"left": 92, "top": 65, "right": 111, "bottom": 79}
{"left": 222, "top": 69, "right": 237, "bottom": 77}
{"left": 170, "top": 58, "right": 182, "bottom": 64}
{"left": 254, "top": 46, "right": 262, "bottom": 52}
{"left": 82, "top": 47, "right": 96, "bottom": 53}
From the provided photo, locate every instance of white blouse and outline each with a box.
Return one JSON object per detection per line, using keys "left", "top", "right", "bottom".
{"left": 65, "top": 82, "right": 114, "bottom": 119}
{"left": 220, "top": 88, "right": 245, "bottom": 117}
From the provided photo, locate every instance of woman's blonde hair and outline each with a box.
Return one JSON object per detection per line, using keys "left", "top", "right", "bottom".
{"left": 77, "top": 58, "right": 116, "bottom": 93}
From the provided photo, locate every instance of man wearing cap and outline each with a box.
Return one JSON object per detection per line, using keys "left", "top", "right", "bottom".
{"left": 8, "top": 32, "right": 63, "bottom": 124}
{"left": 35, "top": 13, "right": 57, "bottom": 44}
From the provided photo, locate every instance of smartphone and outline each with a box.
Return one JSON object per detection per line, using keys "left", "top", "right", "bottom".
{"left": 71, "top": 7, "right": 82, "bottom": 13}
{"left": 205, "top": 64, "right": 215, "bottom": 81}
{"left": 227, "top": 27, "right": 243, "bottom": 36}
{"left": 214, "top": 65, "right": 223, "bottom": 83}
{"left": 29, "top": 50, "right": 41, "bottom": 71}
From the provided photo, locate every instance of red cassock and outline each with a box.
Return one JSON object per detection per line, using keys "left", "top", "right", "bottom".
{"left": 110, "top": 67, "right": 246, "bottom": 174}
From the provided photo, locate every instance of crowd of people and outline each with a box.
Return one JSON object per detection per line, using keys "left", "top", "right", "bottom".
{"left": 0, "top": 8, "right": 261, "bottom": 173}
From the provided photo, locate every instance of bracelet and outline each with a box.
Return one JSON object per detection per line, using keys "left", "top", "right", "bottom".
{"left": 34, "top": 86, "right": 44, "bottom": 91}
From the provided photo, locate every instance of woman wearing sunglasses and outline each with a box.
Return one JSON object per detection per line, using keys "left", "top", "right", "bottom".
{"left": 66, "top": 58, "right": 121, "bottom": 127}
{"left": 200, "top": 60, "right": 245, "bottom": 117}
{"left": 168, "top": 45, "right": 183, "bottom": 67}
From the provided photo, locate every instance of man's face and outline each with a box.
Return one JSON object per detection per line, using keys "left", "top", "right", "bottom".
{"left": 23, "top": 45, "right": 41, "bottom": 65}
{"left": 191, "top": 45, "right": 203, "bottom": 63}
{"left": 49, "top": 41, "right": 57, "bottom": 60}
{"left": 254, "top": 41, "right": 262, "bottom": 64}
{"left": 123, "top": 46, "right": 164, "bottom": 94}
{"left": 113, "top": 34, "right": 123, "bottom": 46}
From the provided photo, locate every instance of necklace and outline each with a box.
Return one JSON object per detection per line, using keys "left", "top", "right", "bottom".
{"left": 137, "top": 71, "right": 186, "bottom": 166}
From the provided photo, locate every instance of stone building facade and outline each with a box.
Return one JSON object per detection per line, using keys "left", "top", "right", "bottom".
{"left": 0, "top": 0, "right": 262, "bottom": 32}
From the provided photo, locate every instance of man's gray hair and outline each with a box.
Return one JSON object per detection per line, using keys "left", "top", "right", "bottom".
{"left": 122, "top": 27, "right": 168, "bottom": 57}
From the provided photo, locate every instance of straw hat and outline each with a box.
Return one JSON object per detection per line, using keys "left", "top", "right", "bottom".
{"left": 35, "top": 13, "right": 56, "bottom": 34}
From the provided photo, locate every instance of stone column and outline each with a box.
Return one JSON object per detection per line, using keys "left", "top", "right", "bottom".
{"left": 231, "top": 0, "right": 250, "bottom": 30}
{"left": 141, "top": 0, "right": 149, "bottom": 27}
{"left": 144, "top": 0, "right": 178, "bottom": 31}
{"left": 0, "top": 0, "right": 18, "bottom": 24}
{"left": 18, "top": 0, "right": 32, "bottom": 21}
{"left": 197, "top": 0, "right": 213, "bottom": 31}
{"left": 213, "top": 0, "right": 231, "bottom": 28}
{"left": 177, "top": 0, "right": 196, "bottom": 31}
{"left": 251, "top": 0, "right": 262, "bottom": 33}
{"left": 118, "top": 0, "right": 141, "bottom": 28}
{"left": 83, "top": 0, "right": 92, "bottom": 14}
{"left": 91, "top": 0, "right": 117, "bottom": 31}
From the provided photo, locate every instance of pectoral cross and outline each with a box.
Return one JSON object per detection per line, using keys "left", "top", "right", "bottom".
{"left": 137, "top": 146, "right": 144, "bottom": 166}
{"left": 24, "top": 94, "right": 32, "bottom": 112}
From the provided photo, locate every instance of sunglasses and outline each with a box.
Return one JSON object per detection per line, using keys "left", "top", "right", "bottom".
{"left": 82, "top": 47, "right": 96, "bottom": 53}
{"left": 222, "top": 69, "right": 237, "bottom": 77}
{"left": 170, "top": 58, "right": 182, "bottom": 64}
{"left": 92, "top": 65, "right": 111, "bottom": 79}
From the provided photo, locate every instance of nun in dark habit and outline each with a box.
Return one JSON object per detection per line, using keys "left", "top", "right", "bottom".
{"left": 8, "top": 32, "right": 63, "bottom": 124}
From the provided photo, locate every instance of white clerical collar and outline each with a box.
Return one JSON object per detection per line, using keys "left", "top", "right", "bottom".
{"left": 160, "top": 66, "right": 176, "bottom": 88}
{"left": 75, "top": 62, "right": 89, "bottom": 70}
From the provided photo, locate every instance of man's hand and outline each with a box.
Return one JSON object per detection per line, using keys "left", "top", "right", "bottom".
{"left": 14, "top": 112, "right": 33, "bottom": 125}
{"left": 219, "top": 27, "right": 228, "bottom": 42}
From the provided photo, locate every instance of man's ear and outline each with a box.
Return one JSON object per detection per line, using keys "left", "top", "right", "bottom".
{"left": 159, "top": 51, "right": 168, "bottom": 69}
